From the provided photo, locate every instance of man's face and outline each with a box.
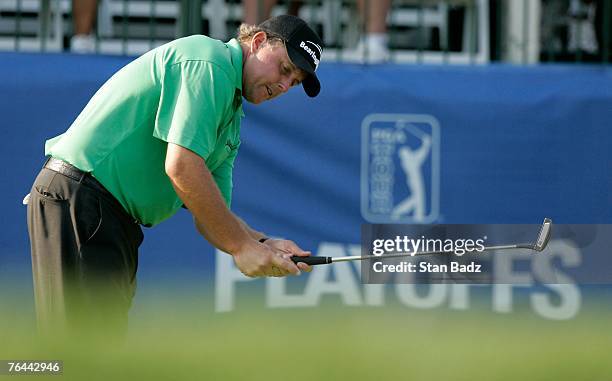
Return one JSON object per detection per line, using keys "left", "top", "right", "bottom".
{"left": 242, "top": 33, "right": 307, "bottom": 104}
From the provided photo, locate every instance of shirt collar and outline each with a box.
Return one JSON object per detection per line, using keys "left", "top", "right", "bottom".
{"left": 225, "top": 38, "right": 243, "bottom": 93}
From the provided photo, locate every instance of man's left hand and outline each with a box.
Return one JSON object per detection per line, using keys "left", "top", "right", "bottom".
{"left": 264, "top": 239, "right": 312, "bottom": 272}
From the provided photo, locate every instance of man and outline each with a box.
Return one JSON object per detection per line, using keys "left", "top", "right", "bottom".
{"left": 70, "top": 0, "right": 97, "bottom": 53}
{"left": 243, "top": 0, "right": 391, "bottom": 63}
{"left": 27, "top": 15, "right": 322, "bottom": 336}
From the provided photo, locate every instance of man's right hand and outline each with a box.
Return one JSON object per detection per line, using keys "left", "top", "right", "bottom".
{"left": 233, "top": 240, "right": 302, "bottom": 277}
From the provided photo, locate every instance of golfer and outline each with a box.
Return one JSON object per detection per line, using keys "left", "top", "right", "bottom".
{"left": 26, "top": 15, "right": 321, "bottom": 335}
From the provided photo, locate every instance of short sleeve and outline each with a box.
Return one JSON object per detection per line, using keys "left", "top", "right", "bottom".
{"left": 153, "top": 61, "right": 233, "bottom": 160}
{"left": 212, "top": 146, "right": 239, "bottom": 208}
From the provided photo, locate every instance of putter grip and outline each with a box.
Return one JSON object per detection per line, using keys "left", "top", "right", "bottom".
{"left": 291, "top": 256, "right": 331, "bottom": 265}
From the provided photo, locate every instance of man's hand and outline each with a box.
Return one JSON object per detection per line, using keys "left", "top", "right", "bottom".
{"left": 233, "top": 240, "right": 303, "bottom": 277}
{"left": 264, "top": 239, "right": 313, "bottom": 273}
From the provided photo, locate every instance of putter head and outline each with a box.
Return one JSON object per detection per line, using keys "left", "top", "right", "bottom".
{"left": 533, "top": 218, "right": 553, "bottom": 252}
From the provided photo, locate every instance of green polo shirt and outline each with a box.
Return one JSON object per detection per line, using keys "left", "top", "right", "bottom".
{"left": 45, "top": 36, "right": 244, "bottom": 226}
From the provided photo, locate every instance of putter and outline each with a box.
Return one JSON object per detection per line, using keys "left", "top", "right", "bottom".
{"left": 292, "top": 218, "right": 552, "bottom": 266}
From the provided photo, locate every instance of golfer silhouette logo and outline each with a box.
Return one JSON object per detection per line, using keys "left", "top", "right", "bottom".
{"left": 391, "top": 123, "right": 431, "bottom": 221}
{"left": 361, "top": 114, "right": 440, "bottom": 223}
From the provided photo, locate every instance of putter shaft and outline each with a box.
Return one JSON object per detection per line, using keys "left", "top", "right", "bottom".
{"left": 291, "top": 218, "right": 552, "bottom": 266}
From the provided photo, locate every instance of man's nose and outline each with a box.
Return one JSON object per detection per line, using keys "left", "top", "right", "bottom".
{"left": 278, "top": 79, "right": 291, "bottom": 93}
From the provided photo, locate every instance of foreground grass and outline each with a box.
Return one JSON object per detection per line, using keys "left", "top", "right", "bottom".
{"left": 1, "top": 296, "right": 611, "bottom": 381}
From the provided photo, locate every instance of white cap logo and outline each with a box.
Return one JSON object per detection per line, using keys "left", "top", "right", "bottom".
{"left": 299, "top": 41, "right": 322, "bottom": 70}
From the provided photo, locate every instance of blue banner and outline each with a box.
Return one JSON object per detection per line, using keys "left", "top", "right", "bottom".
{"left": 1, "top": 53, "right": 610, "bottom": 290}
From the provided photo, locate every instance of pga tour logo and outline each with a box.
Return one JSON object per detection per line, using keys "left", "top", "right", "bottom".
{"left": 361, "top": 114, "right": 440, "bottom": 223}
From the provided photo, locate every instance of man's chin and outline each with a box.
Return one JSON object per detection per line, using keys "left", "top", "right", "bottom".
{"left": 243, "top": 93, "right": 265, "bottom": 105}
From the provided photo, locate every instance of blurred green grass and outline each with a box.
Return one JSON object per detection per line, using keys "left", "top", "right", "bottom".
{"left": 1, "top": 295, "right": 611, "bottom": 381}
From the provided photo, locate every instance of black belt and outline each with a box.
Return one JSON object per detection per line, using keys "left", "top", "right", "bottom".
{"left": 43, "top": 158, "right": 143, "bottom": 226}
{"left": 44, "top": 158, "right": 109, "bottom": 194}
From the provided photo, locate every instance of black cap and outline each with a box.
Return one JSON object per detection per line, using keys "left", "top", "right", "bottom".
{"left": 258, "top": 15, "right": 323, "bottom": 97}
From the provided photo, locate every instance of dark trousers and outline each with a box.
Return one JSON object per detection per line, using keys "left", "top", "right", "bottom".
{"left": 27, "top": 163, "right": 143, "bottom": 339}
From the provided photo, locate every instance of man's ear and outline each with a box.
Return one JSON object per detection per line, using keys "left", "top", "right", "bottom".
{"left": 250, "top": 31, "right": 267, "bottom": 53}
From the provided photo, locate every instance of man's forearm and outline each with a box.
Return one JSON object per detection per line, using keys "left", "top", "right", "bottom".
{"left": 165, "top": 143, "right": 254, "bottom": 255}
{"left": 237, "top": 217, "right": 267, "bottom": 241}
